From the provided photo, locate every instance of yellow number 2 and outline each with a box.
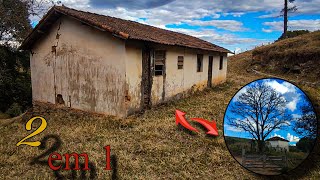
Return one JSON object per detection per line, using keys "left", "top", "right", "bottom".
{"left": 16, "top": 116, "right": 47, "bottom": 147}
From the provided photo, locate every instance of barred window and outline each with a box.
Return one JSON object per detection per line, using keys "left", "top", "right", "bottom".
{"left": 177, "top": 56, "right": 184, "bottom": 69}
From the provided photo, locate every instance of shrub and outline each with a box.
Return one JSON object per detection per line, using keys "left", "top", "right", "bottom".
{"left": 6, "top": 103, "right": 22, "bottom": 117}
{"left": 277, "top": 30, "right": 310, "bottom": 41}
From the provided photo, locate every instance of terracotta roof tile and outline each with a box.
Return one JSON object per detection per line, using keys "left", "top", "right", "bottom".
{"left": 266, "top": 136, "right": 290, "bottom": 142}
{"left": 21, "top": 6, "right": 231, "bottom": 53}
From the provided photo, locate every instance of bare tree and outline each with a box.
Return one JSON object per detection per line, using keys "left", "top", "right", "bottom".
{"left": 282, "top": 0, "right": 297, "bottom": 39}
{"left": 228, "top": 82, "right": 291, "bottom": 153}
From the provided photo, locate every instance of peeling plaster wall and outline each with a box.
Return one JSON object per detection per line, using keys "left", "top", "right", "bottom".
{"left": 30, "top": 15, "right": 227, "bottom": 117}
{"left": 125, "top": 44, "right": 142, "bottom": 114}
{"left": 31, "top": 16, "right": 127, "bottom": 117}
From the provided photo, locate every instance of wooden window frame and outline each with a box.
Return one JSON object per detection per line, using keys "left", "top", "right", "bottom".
{"left": 177, "top": 56, "right": 184, "bottom": 70}
{"left": 154, "top": 50, "right": 166, "bottom": 76}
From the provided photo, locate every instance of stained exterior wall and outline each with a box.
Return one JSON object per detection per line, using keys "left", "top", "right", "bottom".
{"left": 30, "top": 15, "right": 227, "bottom": 117}
{"left": 124, "top": 45, "right": 228, "bottom": 110}
{"left": 149, "top": 46, "right": 227, "bottom": 105}
{"left": 125, "top": 44, "right": 142, "bottom": 113}
{"left": 268, "top": 141, "right": 289, "bottom": 151}
{"left": 30, "top": 16, "right": 127, "bottom": 117}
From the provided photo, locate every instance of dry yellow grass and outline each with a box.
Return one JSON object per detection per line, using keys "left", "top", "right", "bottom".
{"left": 0, "top": 52, "right": 319, "bottom": 179}
{"left": 251, "top": 31, "right": 320, "bottom": 83}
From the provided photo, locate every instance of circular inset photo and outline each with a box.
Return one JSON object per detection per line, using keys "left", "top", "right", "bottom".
{"left": 223, "top": 78, "right": 317, "bottom": 176}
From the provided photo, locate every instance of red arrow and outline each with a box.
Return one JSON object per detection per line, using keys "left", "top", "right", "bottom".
{"left": 175, "top": 110, "right": 199, "bottom": 132}
{"left": 191, "top": 118, "right": 219, "bottom": 136}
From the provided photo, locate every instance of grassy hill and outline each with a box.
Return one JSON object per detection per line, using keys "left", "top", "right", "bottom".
{"left": 231, "top": 31, "right": 320, "bottom": 84}
{"left": 1, "top": 34, "right": 320, "bottom": 179}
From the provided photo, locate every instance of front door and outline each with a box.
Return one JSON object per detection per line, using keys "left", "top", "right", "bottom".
{"left": 208, "top": 56, "right": 213, "bottom": 87}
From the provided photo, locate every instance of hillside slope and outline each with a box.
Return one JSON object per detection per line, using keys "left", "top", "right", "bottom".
{"left": 230, "top": 31, "right": 320, "bottom": 84}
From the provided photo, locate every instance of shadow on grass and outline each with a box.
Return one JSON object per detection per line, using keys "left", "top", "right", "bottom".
{"left": 176, "top": 124, "right": 198, "bottom": 136}
{"left": 30, "top": 134, "right": 98, "bottom": 179}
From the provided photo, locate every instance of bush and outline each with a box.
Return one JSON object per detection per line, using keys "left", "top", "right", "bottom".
{"left": 0, "top": 45, "right": 31, "bottom": 114}
{"left": 277, "top": 30, "right": 310, "bottom": 41}
{"left": 6, "top": 103, "right": 22, "bottom": 117}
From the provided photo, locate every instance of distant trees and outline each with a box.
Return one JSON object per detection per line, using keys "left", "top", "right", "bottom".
{"left": 296, "top": 137, "right": 314, "bottom": 153}
{"left": 293, "top": 96, "right": 317, "bottom": 139}
{"left": 227, "top": 82, "right": 291, "bottom": 153}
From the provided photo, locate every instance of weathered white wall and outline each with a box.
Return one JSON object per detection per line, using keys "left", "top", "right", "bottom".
{"left": 30, "top": 15, "right": 227, "bottom": 117}
{"left": 31, "top": 16, "right": 127, "bottom": 117}
{"left": 151, "top": 46, "right": 228, "bottom": 104}
{"left": 125, "top": 44, "right": 142, "bottom": 113}
{"left": 268, "top": 141, "right": 289, "bottom": 151}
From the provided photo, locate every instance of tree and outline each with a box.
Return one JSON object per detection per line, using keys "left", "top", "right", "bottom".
{"left": 227, "top": 82, "right": 291, "bottom": 153}
{"left": 0, "top": 0, "right": 32, "bottom": 45}
{"left": 281, "top": 0, "right": 297, "bottom": 39}
{"left": 296, "top": 137, "right": 314, "bottom": 153}
{"left": 293, "top": 97, "right": 317, "bottom": 139}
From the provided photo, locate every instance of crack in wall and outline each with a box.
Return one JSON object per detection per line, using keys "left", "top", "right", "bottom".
{"left": 53, "top": 20, "right": 62, "bottom": 104}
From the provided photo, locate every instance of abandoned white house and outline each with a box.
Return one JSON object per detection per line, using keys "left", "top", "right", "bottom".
{"left": 266, "top": 137, "right": 290, "bottom": 152}
{"left": 20, "top": 6, "right": 231, "bottom": 117}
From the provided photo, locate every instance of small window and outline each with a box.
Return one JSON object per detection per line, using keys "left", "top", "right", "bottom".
{"left": 219, "top": 56, "right": 223, "bottom": 70}
{"left": 197, "top": 54, "right": 203, "bottom": 72}
{"left": 154, "top": 50, "right": 165, "bottom": 76}
{"left": 177, "top": 56, "right": 184, "bottom": 69}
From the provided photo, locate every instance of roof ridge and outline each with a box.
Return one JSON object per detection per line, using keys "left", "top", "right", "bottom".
{"left": 21, "top": 5, "right": 231, "bottom": 53}
{"left": 54, "top": 6, "right": 225, "bottom": 49}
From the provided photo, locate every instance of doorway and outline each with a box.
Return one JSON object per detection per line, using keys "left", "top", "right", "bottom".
{"left": 208, "top": 56, "right": 213, "bottom": 87}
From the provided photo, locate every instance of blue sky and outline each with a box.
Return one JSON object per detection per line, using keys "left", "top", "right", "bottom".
{"left": 31, "top": 0, "right": 320, "bottom": 53}
{"left": 223, "top": 79, "right": 313, "bottom": 145}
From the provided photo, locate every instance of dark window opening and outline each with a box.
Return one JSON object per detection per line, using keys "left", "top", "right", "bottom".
{"left": 56, "top": 94, "right": 65, "bottom": 105}
{"left": 155, "top": 65, "right": 164, "bottom": 76}
{"left": 154, "top": 50, "right": 166, "bottom": 76}
{"left": 177, "top": 56, "right": 184, "bottom": 69}
{"left": 219, "top": 56, "right": 224, "bottom": 70}
{"left": 197, "top": 54, "right": 203, "bottom": 72}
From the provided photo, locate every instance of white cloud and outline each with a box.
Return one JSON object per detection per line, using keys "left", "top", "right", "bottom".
{"left": 29, "top": 0, "right": 320, "bottom": 53}
{"left": 224, "top": 124, "right": 242, "bottom": 132}
{"left": 264, "top": 80, "right": 301, "bottom": 112}
{"left": 163, "top": 28, "right": 259, "bottom": 46}
{"left": 271, "top": 133, "right": 285, "bottom": 139}
{"left": 287, "top": 133, "right": 300, "bottom": 142}
{"left": 263, "top": 19, "right": 320, "bottom": 32}
{"left": 264, "top": 80, "right": 297, "bottom": 94}
{"left": 233, "top": 86, "right": 247, "bottom": 102}
{"left": 286, "top": 97, "right": 299, "bottom": 111}
{"left": 184, "top": 20, "right": 247, "bottom": 32}
{"left": 262, "top": 28, "right": 273, "bottom": 33}
{"left": 265, "top": 80, "right": 290, "bottom": 94}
